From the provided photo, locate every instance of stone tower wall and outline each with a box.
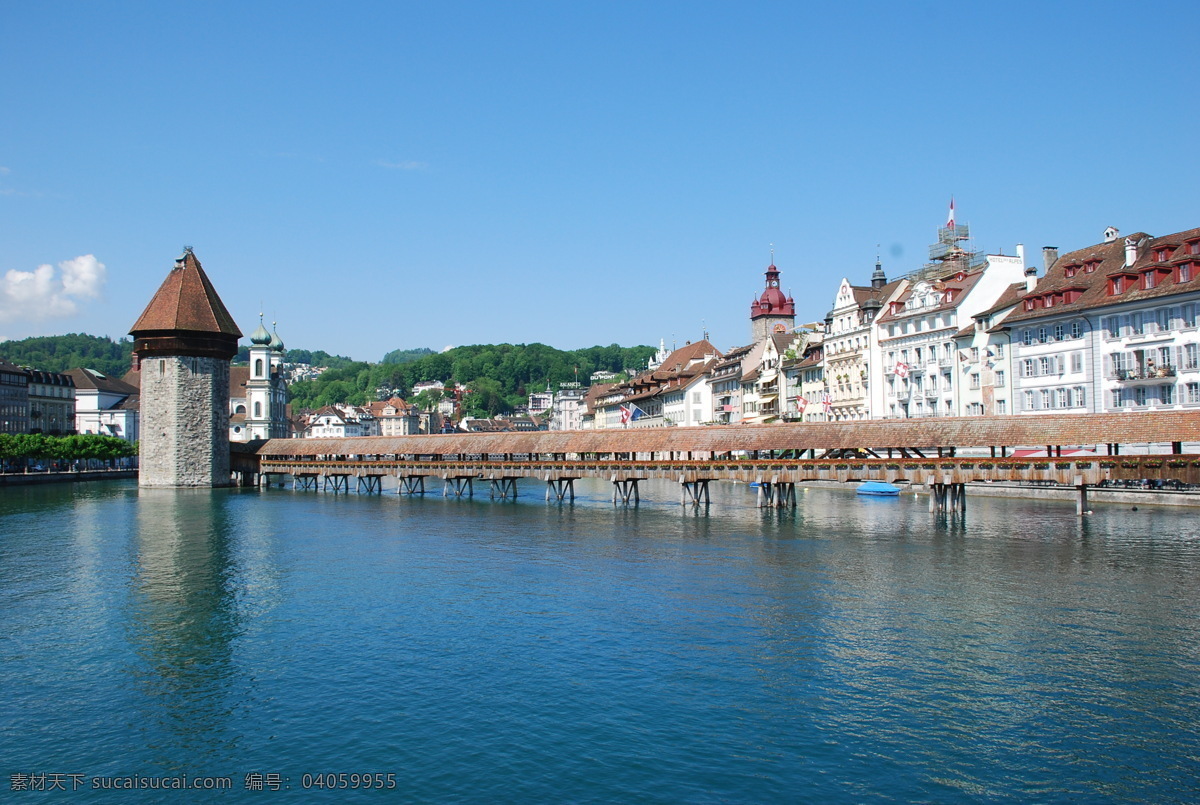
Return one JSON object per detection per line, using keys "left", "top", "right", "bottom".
{"left": 139, "top": 356, "right": 231, "bottom": 487}
{"left": 751, "top": 315, "right": 792, "bottom": 343}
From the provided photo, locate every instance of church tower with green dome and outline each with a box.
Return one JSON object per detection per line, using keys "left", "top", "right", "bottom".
{"left": 244, "top": 314, "right": 289, "bottom": 440}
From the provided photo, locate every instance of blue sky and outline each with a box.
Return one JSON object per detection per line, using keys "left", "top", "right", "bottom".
{"left": 2, "top": 1, "right": 1197, "bottom": 361}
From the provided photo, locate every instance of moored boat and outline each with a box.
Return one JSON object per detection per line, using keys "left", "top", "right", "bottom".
{"left": 857, "top": 480, "right": 901, "bottom": 497}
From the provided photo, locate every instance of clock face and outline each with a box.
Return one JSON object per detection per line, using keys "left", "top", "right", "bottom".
{"left": 773, "top": 323, "right": 787, "bottom": 333}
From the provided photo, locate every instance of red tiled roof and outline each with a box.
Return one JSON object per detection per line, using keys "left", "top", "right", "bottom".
{"left": 1003, "top": 227, "right": 1200, "bottom": 325}
{"left": 130, "top": 250, "right": 242, "bottom": 337}
{"left": 256, "top": 411, "right": 1200, "bottom": 456}
{"left": 875, "top": 270, "right": 983, "bottom": 325}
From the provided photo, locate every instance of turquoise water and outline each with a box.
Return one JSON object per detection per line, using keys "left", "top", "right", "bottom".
{"left": 2, "top": 479, "right": 1199, "bottom": 802}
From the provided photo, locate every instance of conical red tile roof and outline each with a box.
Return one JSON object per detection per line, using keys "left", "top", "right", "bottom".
{"left": 130, "top": 250, "right": 242, "bottom": 337}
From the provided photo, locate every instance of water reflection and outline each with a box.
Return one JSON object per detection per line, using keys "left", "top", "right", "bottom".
{"left": 127, "top": 489, "right": 241, "bottom": 769}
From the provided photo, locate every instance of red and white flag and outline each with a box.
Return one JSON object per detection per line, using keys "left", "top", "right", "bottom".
{"left": 946, "top": 197, "right": 955, "bottom": 229}
{"left": 821, "top": 392, "right": 832, "bottom": 414}
{"left": 894, "top": 361, "right": 910, "bottom": 378}
{"left": 795, "top": 396, "right": 808, "bottom": 413}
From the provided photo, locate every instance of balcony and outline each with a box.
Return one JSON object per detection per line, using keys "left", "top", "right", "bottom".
{"left": 923, "top": 387, "right": 939, "bottom": 399}
{"left": 1111, "top": 366, "right": 1177, "bottom": 382}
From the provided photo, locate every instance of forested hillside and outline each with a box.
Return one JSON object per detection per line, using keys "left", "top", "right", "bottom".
{"left": 2, "top": 333, "right": 654, "bottom": 418}
{"left": 287, "top": 342, "right": 655, "bottom": 415}
{"left": 0, "top": 334, "right": 134, "bottom": 377}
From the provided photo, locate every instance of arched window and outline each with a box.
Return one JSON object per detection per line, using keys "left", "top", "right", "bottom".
{"left": 235, "top": 404, "right": 246, "bottom": 414}
{"left": 254, "top": 402, "right": 262, "bottom": 418}
{"left": 255, "top": 359, "right": 264, "bottom": 376}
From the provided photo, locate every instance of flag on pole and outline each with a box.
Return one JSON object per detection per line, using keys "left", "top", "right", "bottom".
{"left": 946, "top": 197, "right": 955, "bottom": 229}
{"left": 821, "top": 392, "right": 832, "bottom": 414}
{"left": 894, "top": 361, "right": 910, "bottom": 378}
{"left": 795, "top": 396, "right": 808, "bottom": 414}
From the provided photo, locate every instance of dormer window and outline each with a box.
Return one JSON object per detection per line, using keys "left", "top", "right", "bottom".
{"left": 1155, "top": 248, "right": 1172, "bottom": 262}
{"left": 1110, "top": 277, "right": 1124, "bottom": 295}
{"left": 1189, "top": 241, "right": 1200, "bottom": 256}
{"left": 1182, "top": 263, "right": 1193, "bottom": 282}
{"left": 1085, "top": 260, "right": 1098, "bottom": 273}
{"left": 1064, "top": 265, "right": 1080, "bottom": 278}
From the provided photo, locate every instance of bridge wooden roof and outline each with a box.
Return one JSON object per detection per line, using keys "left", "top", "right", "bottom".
{"left": 255, "top": 411, "right": 1200, "bottom": 456}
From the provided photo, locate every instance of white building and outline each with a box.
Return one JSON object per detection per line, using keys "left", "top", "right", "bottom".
{"left": 825, "top": 261, "right": 902, "bottom": 421}
{"left": 68, "top": 368, "right": 140, "bottom": 441}
{"left": 952, "top": 280, "right": 1027, "bottom": 416}
{"left": 305, "top": 406, "right": 365, "bottom": 438}
{"left": 549, "top": 383, "right": 587, "bottom": 431}
{"left": 873, "top": 218, "right": 1026, "bottom": 419}
{"left": 1003, "top": 225, "right": 1200, "bottom": 416}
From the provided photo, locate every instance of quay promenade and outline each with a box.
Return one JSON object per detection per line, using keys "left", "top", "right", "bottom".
{"left": 234, "top": 411, "right": 1200, "bottom": 512}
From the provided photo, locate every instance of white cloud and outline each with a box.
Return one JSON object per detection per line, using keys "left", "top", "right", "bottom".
{"left": 0, "top": 166, "right": 10, "bottom": 175}
{"left": 0, "top": 254, "right": 107, "bottom": 323}
{"left": 376, "top": 159, "right": 428, "bottom": 171}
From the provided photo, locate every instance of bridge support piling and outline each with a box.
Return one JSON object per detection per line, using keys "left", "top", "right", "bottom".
{"left": 927, "top": 479, "right": 965, "bottom": 513}
{"left": 679, "top": 477, "right": 711, "bottom": 507}
{"left": 489, "top": 477, "right": 518, "bottom": 500}
{"left": 443, "top": 476, "right": 475, "bottom": 498}
{"left": 294, "top": 473, "right": 318, "bottom": 491}
{"left": 397, "top": 475, "right": 427, "bottom": 495}
{"left": 323, "top": 474, "right": 350, "bottom": 494}
{"left": 611, "top": 477, "right": 641, "bottom": 505}
{"left": 755, "top": 477, "right": 796, "bottom": 508}
{"left": 357, "top": 475, "right": 382, "bottom": 495}
{"left": 1075, "top": 475, "right": 1089, "bottom": 516}
{"left": 949, "top": 482, "right": 965, "bottom": 513}
{"left": 545, "top": 477, "right": 576, "bottom": 502}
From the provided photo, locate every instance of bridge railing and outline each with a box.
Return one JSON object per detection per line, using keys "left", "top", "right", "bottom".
{"left": 257, "top": 456, "right": 1200, "bottom": 487}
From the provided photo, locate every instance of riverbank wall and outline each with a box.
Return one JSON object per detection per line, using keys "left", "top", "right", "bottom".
{"left": 795, "top": 479, "right": 1200, "bottom": 508}
{"left": 0, "top": 469, "right": 137, "bottom": 487}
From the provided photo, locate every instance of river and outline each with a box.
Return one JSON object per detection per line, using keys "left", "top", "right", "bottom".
{"left": 2, "top": 479, "right": 1198, "bottom": 802}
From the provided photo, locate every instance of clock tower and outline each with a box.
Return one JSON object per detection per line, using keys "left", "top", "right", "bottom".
{"left": 749, "top": 262, "right": 796, "bottom": 342}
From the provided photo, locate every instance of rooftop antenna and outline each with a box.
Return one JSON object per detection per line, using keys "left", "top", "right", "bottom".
{"left": 770, "top": 242, "right": 775, "bottom": 265}
{"left": 702, "top": 318, "right": 709, "bottom": 342}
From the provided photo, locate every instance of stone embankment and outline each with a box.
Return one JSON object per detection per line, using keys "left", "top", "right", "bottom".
{"left": 0, "top": 469, "right": 137, "bottom": 487}
{"left": 799, "top": 479, "right": 1200, "bottom": 508}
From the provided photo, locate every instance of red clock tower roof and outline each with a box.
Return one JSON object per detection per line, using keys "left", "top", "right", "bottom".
{"left": 750, "top": 264, "right": 795, "bottom": 318}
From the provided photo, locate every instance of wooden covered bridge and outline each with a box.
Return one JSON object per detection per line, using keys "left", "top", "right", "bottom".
{"left": 229, "top": 411, "right": 1200, "bottom": 513}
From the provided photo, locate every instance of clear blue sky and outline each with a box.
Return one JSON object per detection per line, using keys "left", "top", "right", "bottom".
{"left": 2, "top": 1, "right": 1196, "bottom": 361}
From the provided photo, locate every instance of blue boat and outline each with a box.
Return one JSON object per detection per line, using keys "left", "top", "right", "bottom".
{"left": 857, "top": 481, "right": 901, "bottom": 497}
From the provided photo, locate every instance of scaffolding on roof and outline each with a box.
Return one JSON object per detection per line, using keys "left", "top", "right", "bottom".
{"left": 899, "top": 222, "right": 986, "bottom": 283}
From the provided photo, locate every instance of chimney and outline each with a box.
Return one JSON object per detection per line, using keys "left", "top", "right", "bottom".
{"left": 1016, "top": 243, "right": 1026, "bottom": 269}
{"left": 1125, "top": 236, "right": 1139, "bottom": 268}
{"left": 1042, "top": 246, "right": 1058, "bottom": 273}
{"left": 1024, "top": 266, "right": 1039, "bottom": 293}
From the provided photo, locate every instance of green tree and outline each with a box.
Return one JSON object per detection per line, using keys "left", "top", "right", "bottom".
{"left": 411, "top": 388, "right": 445, "bottom": 412}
